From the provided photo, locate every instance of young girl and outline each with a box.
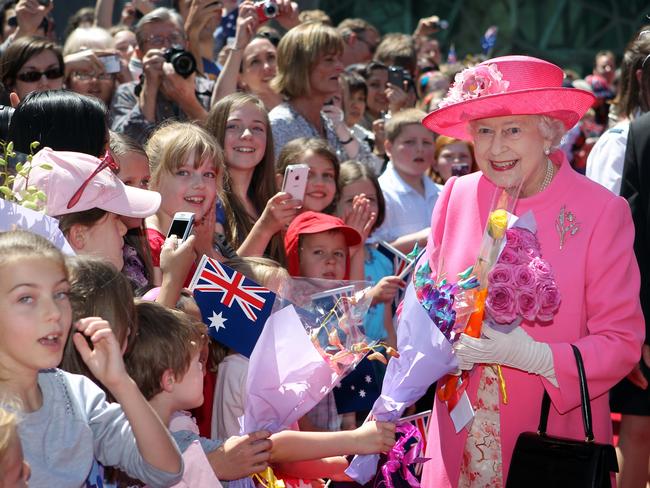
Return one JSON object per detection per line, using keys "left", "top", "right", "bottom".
{"left": 14, "top": 148, "right": 161, "bottom": 273}
{"left": 0, "top": 403, "right": 30, "bottom": 487}
{"left": 109, "top": 131, "right": 155, "bottom": 290}
{"left": 0, "top": 230, "right": 182, "bottom": 486}
{"left": 206, "top": 93, "right": 301, "bottom": 264}
{"left": 145, "top": 122, "right": 225, "bottom": 285}
{"left": 275, "top": 137, "right": 341, "bottom": 214}
{"left": 337, "top": 161, "right": 403, "bottom": 347}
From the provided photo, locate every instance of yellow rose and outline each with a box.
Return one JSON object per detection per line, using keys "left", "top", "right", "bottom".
{"left": 488, "top": 209, "right": 508, "bottom": 239}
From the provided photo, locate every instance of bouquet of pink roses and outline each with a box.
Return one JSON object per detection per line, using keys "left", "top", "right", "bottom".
{"left": 485, "top": 213, "right": 561, "bottom": 327}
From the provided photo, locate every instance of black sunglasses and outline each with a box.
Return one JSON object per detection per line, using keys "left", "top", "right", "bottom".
{"left": 16, "top": 68, "right": 63, "bottom": 83}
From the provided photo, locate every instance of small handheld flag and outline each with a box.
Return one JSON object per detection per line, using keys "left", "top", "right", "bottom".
{"left": 189, "top": 255, "right": 276, "bottom": 357}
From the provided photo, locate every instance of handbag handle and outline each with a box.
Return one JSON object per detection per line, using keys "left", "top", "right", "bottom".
{"left": 538, "top": 344, "right": 594, "bottom": 442}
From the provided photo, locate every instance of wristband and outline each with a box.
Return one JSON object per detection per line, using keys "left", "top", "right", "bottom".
{"left": 339, "top": 135, "right": 354, "bottom": 145}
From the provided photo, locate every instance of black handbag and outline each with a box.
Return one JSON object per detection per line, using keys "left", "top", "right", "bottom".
{"left": 506, "top": 345, "right": 619, "bottom": 488}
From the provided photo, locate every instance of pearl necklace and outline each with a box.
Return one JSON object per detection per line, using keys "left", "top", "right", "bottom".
{"left": 539, "top": 158, "right": 554, "bottom": 192}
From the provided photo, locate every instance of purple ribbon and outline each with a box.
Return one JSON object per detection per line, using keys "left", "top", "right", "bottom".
{"left": 377, "top": 423, "right": 427, "bottom": 488}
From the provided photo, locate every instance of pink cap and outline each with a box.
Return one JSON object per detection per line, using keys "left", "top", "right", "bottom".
{"left": 14, "top": 148, "right": 161, "bottom": 218}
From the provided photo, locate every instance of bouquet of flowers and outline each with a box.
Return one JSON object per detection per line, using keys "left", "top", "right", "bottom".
{"left": 485, "top": 214, "right": 561, "bottom": 328}
{"left": 345, "top": 283, "right": 458, "bottom": 484}
{"left": 232, "top": 278, "right": 380, "bottom": 488}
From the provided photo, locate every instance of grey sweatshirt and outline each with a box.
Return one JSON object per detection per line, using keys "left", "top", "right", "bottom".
{"left": 16, "top": 369, "right": 183, "bottom": 488}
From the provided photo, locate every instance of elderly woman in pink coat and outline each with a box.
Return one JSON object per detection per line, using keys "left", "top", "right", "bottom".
{"left": 418, "top": 55, "right": 645, "bottom": 487}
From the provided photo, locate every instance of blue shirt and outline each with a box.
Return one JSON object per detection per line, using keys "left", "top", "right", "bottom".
{"left": 363, "top": 245, "right": 393, "bottom": 341}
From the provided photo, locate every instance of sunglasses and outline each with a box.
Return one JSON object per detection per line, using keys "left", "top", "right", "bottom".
{"left": 67, "top": 151, "right": 120, "bottom": 210}
{"left": 16, "top": 68, "right": 63, "bottom": 83}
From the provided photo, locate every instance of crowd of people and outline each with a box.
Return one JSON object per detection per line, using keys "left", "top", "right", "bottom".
{"left": 0, "top": 0, "right": 647, "bottom": 487}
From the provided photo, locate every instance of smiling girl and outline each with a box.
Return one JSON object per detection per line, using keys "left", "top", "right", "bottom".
{"left": 145, "top": 122, "right": 225, "bottom": 284}
{"left": 206, "top": 93, "right": 300, "bottom": 264}
{"left": 275, "top": 137, "right": 340, "bottom": 214}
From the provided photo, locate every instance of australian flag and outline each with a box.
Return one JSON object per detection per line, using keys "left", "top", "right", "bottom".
{"left": 334, "top": 356, "right": 381, "bottom": 413}
{"left": 189, "top": 255, "right": 276, "bottom": 357}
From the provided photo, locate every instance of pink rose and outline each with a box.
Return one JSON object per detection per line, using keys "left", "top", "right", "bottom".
{"left": 488, "top": 263, "right": 513, "bottom": 286}
{"left": 486, "top": 284, "right": 518, "bottom": 324}
{"left": 516, "top": 289, "right": 539, "bottom": 321}
{"left": 438, "top": 63, "right": 509, "bottom": 107}
{"left": 498, "top": 246, "right": 521, "bottom": 265}
{"left": 513, "top": 264, "right": 536, "bottom": 288}
{"left": 521, "top": 246, "right": 541, "bottom": 260}
{"left": 537, "top": 281, "right": 561, "bottom": 322}
{"left": 529, "top": 257, "right": 553, "bottom": 281}
{"left": 518, "top": 229, "right": 539, "bottom": 250}
{"left": 505, "top": 229, "right": 522, "bottom": 250}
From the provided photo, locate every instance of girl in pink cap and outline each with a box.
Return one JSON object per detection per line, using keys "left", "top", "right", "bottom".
{"left": 417, "top": 55, "right": 645, "bottom": 487}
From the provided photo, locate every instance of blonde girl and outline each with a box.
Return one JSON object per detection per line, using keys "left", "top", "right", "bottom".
{"left": 145, "top": 121, "right": 225, "bottom": 285}
{"left": 0, "top": 230, "right": 182, "bottom": 486}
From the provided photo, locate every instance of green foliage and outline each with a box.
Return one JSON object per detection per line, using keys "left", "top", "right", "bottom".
{"left": 0, "top": 141, "right": 47, "bottom": 210}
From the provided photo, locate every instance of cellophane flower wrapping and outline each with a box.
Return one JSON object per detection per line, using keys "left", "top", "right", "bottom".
{"left": 242, "top": 277, "right": 374, "bottom": 434}
{"left": 345, "top": 281, "right": 458, "bottom": 484}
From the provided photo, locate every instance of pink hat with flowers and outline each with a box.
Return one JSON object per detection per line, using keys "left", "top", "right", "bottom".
{"left": 13, "top": 147, "right": 161, "bottom": 218}
{"left": 422, "top": 55, "right": 595, "bottom": 140}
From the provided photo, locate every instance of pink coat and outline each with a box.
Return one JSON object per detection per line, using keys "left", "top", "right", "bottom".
{"left": 421, "top": 152, "right": 645, "bottom": 487}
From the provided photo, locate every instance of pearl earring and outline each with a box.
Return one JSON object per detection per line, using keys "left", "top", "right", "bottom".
{"left": 544, "top": 147, "right": 551, "bottom": 156}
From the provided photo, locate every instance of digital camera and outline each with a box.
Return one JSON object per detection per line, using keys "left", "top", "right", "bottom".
{"left": 254, "top": 0, "right": 278, "bottom": 23}
{"left": 163, "top": 47, "right": 196, "bottom": 78}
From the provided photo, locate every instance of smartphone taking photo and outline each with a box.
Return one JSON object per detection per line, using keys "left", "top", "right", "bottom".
{"left": 167, "top": 212, "right": 195, "bottom": 242}
{"left": 281, "top": 164, "right": 310, "bottom": 201}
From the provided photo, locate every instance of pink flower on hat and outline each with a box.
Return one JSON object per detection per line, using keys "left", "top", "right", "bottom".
{"left": 438, "top": 63, "right": 510, "bottom": 108}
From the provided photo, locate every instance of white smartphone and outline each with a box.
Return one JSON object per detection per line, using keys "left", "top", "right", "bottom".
{"left": 99, "top": 55, "right": 121, "bottom": 74}
{"left": 282, "top": 163, "right": 310, "bottom": 201}
{"left": 167, "top": 212, "right": 195, "bottom": 242}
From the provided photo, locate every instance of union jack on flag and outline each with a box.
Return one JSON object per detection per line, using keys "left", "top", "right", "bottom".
{"left": 189, "top": 255, "right": 276, "bottom": 357}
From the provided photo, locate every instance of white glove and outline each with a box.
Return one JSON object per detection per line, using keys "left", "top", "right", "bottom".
{"left": 454, "top": 324, "right": 558, "bottom": 386}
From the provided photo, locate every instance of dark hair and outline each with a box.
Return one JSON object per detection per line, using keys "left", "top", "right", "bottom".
{"left": 0, "top": 35, "right": 63, "bottom": 91}
{"left": 125, "top": 301, "right": 206, "bottom": 401}
{"left": 338, "top": 160, "right": 386, "bottom": 230}
{"left": 340, "top": 71, "right": 367, "bottom": 98}
{"left": 63, "top": 7, "right": 95, "bottom": 42}
{"left": 276, "top": 137, "right": 341, "bottom": 214}
{"left": 56, "top": 208, "right": 108, "bottom": 237}
{"left": 60, "top": 256, "right": 137, "bottom": 399}
{"left": 8, "top": 90, "right": 108, "bottom": 156}
{"left": 614, "top": 32, "right": 650, "bottom": 117}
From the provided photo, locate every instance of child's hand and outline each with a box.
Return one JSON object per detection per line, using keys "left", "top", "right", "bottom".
{"left": 73, "top": 317, "right": 127, "bottom": 391}
{"left": 352, "top": 421, "right": 396, "bottom": 455}
{"left": 160, "top": 235, "right": 196, "bottom": 285}
{"left": 344, "top": 194, "right": 376, "bottom": 243}
{"left": 259, "top": 192, "right": 302, "bottom": 234}
{"left": 209, "top": 430, "right": 273, "bottom": 479}
{"left": 193, "top": 197, "right": 223, "bottom": 260}
{"left": 370, "top": 275, "right": 406, "bottom": 305}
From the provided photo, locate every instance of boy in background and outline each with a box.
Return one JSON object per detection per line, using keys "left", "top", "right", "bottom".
{"left": 373, "top": 108, "right": 440, "bottom": 253}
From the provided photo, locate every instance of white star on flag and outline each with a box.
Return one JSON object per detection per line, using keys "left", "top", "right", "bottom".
{"left": 208, "top": 311, "right": 227, "bottom": 332}
{"left": 365, "top": 375, "right": 372, "bottom": 383}
{"left": 359, "top": 389, "right": 366, "bottom": 398}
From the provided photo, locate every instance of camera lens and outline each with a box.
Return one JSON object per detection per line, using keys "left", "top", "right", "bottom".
{"left": 265, "top": 3, "right": 278, "bottom": 16}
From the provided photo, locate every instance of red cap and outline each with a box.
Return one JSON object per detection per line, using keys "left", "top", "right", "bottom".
{"left": 285, "top": 211, "right": 362, "bottom": 277}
